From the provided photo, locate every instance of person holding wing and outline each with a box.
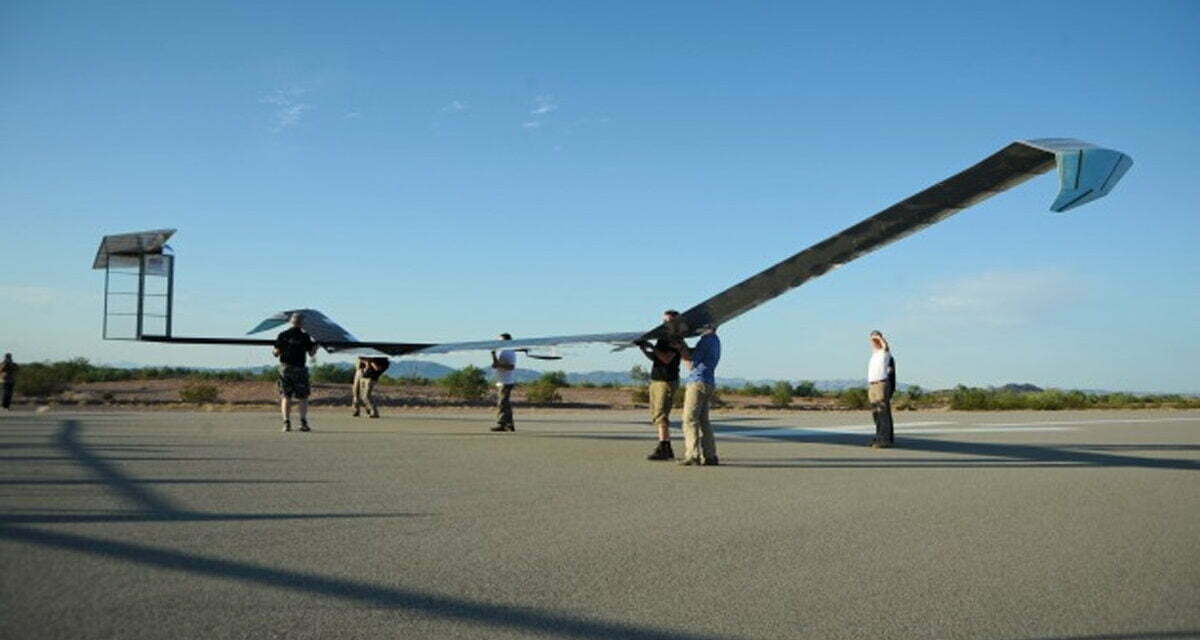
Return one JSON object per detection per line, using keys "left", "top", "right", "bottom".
{"left": 490, "top": 333, "right": 518, "bottom": 432}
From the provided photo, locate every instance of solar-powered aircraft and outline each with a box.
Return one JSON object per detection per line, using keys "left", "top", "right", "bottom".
{"left": 92, "top": 138, "right": 1131, "bottom": 356}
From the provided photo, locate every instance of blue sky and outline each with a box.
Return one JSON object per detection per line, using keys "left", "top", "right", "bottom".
{"left": 1, "top": 1, "right": 1197, "bottom": 392}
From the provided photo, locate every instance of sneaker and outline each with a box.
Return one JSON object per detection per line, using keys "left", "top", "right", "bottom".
{"left": 702, "top": 457, "right": 720, "bottom": 466}
{"left": 369, "top": 412, "right": 380, "bottom": 419}
{"left": 490, "top": 424, "right": 511, "bottom": 432}
{"left": 870, "top": 440, "right": 892, "bottom": 449}
{"left": 647, "top": 441, "right": 674, "bottom": 461}
{"left": 299, "top": 421, "right": 311, "bottom": 432}
{"left": 677, "top": 458, "right": 700, "bottom": 466}
{"left": 282, "top": 421, "right": 292, "bottom": 432}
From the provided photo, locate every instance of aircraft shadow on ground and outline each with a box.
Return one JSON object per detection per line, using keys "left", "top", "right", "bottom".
{"left": 715, "top": 424, "right": 1200, "bottom": 471}
{"left": 0, "top": 420, "right": 728, "bottom": 640}
{"left": 537, "top": 423, "right": 1200, "bottom": 472}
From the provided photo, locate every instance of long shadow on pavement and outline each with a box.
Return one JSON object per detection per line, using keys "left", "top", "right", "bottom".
{"left": 711, "top": 424, "right": 1200, "bottom": 471}
{"left": 0, "top": 419, "right": 731, "bottom": 639}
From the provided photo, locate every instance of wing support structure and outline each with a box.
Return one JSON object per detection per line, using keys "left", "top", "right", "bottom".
{"left": 92, "top": 138, "right": 1130, "bottom": 357}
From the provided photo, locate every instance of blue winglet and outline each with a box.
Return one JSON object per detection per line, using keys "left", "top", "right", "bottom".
{"left": 1023, "top": 139, "right": 1133, "bottom": 213}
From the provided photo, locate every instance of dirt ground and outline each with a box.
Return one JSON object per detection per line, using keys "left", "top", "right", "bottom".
{"left": 29, "top": 379, "right": 849, "bottom": 412}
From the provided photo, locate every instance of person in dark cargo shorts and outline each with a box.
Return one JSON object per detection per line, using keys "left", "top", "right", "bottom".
{"left": 274, "top": 313, "right": 318, "bottom": 432}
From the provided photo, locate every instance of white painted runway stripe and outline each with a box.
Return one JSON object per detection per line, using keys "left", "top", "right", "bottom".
{"left": 723, "top": 424, "right": 1078, "bottom": 439}
{"left": 722, "top": 415, "right": 1200, "bottom": 439}
{"left": 981, "top": 417, "right": 1199, "bottom": 427}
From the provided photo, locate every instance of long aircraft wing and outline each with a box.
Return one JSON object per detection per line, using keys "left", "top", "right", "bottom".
{"left": 105, "top": 137, "right": 1132, "bottom": 357}
{"left": 641, "top": 138, "right": 1132, "bottom": 340}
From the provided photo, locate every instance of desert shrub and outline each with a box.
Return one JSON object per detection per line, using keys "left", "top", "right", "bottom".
{"left": 950, "top": 386, "right": 1096, "bottom": 411}
{"left": 14, "top": 364, "right": 71, "bottom": 398}
{"left": 525, "top": 381, "right": 563, "bottom": 403}
{"left": 441, "top": 365, "right": 489, "bottom": 401}
{"left": 907, "top": 385, "right": 925, "bottom": 403}
{"left": 741, "top": 383, "right": 772, "bottom": 396}
{"left": 524, "top": 371, "right": 569, "bottom": 403}
{"left": 629, "top": 365, "right": 649, "bottom": 384}
{"left": 949, "top": 385, "right": 989, "bottom": 410}
{"left": 1173, "top": 396, "right": 1200, "bottom": 409}
{"left": 179, "top": 382, "right": 221, "bottom": 403}
{"left": 630, "top": 387, "right": 650, "bottom": 404}
{"left": 310, "top": 364, "right": 355, "bottom": 384}
{"left": 770, "top": 381, "right": 794, "bottom": 407}
{"left": 839, "top": 387, "right": 870, "bottom": 410}
{"left": 537, "top": 371, "right": 570, "bottom": 388}
{"left": 793, "top": 380, "right": 820, "bottom": 398}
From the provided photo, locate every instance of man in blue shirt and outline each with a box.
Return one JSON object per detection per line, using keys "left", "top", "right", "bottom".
{"left": 679, "top": 324, "right": 721, "bottom": 466}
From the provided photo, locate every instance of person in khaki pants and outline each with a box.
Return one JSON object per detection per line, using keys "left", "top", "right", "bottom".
{"left": 678, "top": 324, "right": 721, "bottom": 466}
{"left": 352, "top": 357, "right": 387, "bottom": 418}
{"left": 637, "top": 310, "right": 684, "bottom": 461}
{"left": 866, "top": 330, "right": 896, "bottom": 448}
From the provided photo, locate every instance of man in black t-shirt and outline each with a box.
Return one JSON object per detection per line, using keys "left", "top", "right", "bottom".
{"left": 636, "top": 310, "right": 684, "bottom": 461}
{"left": 273, "top": 313, "right": 318, "bottom": 432}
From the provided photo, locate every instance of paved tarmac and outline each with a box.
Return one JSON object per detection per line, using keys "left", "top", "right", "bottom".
{"left": 2, "top": 409, "right": 1198, "bottom": 639}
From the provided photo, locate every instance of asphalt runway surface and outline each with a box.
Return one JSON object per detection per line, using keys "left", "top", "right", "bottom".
{"left": 2, "top": 409, "right": 1198, "bottom": 640}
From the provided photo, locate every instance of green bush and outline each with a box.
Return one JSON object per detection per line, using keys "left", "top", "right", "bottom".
{"left": 793, "top": 380, "right": 820, "bottom": 398}
{"left": 630, "top": 387, "right": 649, "bottom": 404}
{"left": 441, "top": 365, "right": 489, "bottom": 401}
{"left": 741, "top": 383, "right": 772, "bottom": 396}
{"left": 14, "top": 364, "right": 71, "bottom": 398}
{"left": 770, "top": 381, "right": 794, "bottom": 407}
{"left": 839, "top": 387, "right": 870, "bottom": 410}
{"left": 537, "top": 371, "right": 570, "bottom": 388}
{"left": 179, "top": 382, "right": 221, "bottom": 404}
{"left": 950, "top": 386, "right": 1097, "bottom": 411}
{"left": 310, "top": 364, "right": 355, "bottom": 384}
{"left": 525, "top": 381, "right": 563, "bottom": 403}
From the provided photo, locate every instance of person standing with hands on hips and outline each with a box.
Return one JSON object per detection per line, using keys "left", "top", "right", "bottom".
{"left": 867, "top": 330, "right": 896, "bottom": 448}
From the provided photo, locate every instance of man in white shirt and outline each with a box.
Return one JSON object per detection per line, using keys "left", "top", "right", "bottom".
{"left": 867, "top": 330, "right": 896, "bottom": 448}
{"left": 490, "top": 333, "right": 518, "bottom": 432}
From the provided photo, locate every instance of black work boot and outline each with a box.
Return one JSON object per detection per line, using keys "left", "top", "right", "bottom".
{"left": 647, "top": 441, "right": 674, "bottom": 461}
{"left": 299, "top": 420, "right": 311, "bottom": 432}
{"left": 282, "top": 420, "right": 291, "bottom": 433}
